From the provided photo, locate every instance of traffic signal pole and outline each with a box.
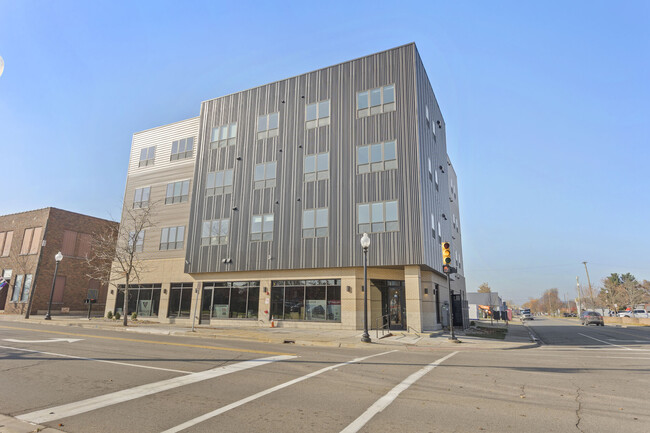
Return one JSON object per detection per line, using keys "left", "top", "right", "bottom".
{"left": 447, "top": 272, "right": 456, "bottom": 341}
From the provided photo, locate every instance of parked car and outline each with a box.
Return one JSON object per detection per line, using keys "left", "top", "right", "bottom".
{"left": 581, "top": 311, "right": 604, "bottom": 326}
{"left": 620, "top": 309, "right": 649, "bottom": 318}
{"left": 521, "top": 312, "right": 534, "bottom": 321}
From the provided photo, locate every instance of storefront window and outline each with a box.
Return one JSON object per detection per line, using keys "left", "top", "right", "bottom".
{"left": 115, "top": 284, "right": 161, "bottom": 317}
{"left": 201, "top": 281, "right": 259, "bottom": 320}
{"left": 168, "top": 283, "right": 193, "bottom": 318}
{"left": 270, "top": 280, "right": 341, "bottom": 322}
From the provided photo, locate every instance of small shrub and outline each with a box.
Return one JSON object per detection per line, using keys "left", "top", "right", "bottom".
{"left": 131, "top": 312, "right": 138, "bottom": 320}
{"left": 469, "top": 320, "right": 476, "bottom": 327}
{"left": 106, "top": 311, "right": 113, "bottom": 319}
{"left": 114, "top": 312, "right": 121, "bottom": 320}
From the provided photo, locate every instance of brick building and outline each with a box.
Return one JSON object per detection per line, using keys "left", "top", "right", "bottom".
{"left": 0, "top": 208, "right": 117, "bottom": 316}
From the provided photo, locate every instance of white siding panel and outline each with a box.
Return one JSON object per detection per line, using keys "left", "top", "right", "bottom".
{"left": 128, "top": 117, "right": 200, "bottom": 176}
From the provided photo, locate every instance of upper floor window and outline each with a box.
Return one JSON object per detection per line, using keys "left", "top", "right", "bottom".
{"left": 133, "top": 187, "right": 150, "bottom": 209}
{"left": 160, "top": 226, "right": 185, "bottom": 250}
{"left": 201, "top": 219, "right": 229, "bottom": 246}
{"left": 254, "top": 161, "right": 277, "bottom": 189}
{"left": 61, "top": 230, "right": 92, "bottom": 258}
{"left": 302, "top": 208, "right": 328, "bottom": 238}
{"left": 129, "top": 231, "right": 145, "bottom": 253}
{"left": 171, "top": 137, "right": 194, "bottom": 161}
{"left": 206, "top": 169, "right": 234, "bottom": 196}
{"left": 257, "top": 112, "right": 279, "bottom": 139}
{"left": 211, "top": 123, "right": 237, "bottom": 149}
{"left": 139, "top": 146, "right": 155, "bottom": 167}
{"left": 431, "top": 214, "right": 436, "bottom": 239}
{"left": 437, "top": 222, "right": 441, "bottom": 242}
{"left": 425, "top": 105, "right": 430, "bottom": 128}
{"left": 0, "top": 231, "right": 13, "bottom": 257}
{"left": 357, "top": 201, "right": 398, "bottom": 234}
{"left": 357, "top": 140, "right": 397, "bottom": 174}
{"left": 357, "top": 85, "right": 395, "bottom": 118}
{"left": 428, "top": 158, "right": 432, "bottom": 181}
{"left": 165, "top": 180, "right": 190, "bottom": 204}
{"left": 304, "top": 152, "right": 329, "bottom": 182}
{"left": 434, "top": 169, "right": 439, "bottom": 190}
{"left": 251, "top": 214, "right": 273, "bottom": 241}
{"left": 306, "top": 100, "right": 330, "bottom": 129}
{"left": 20, "top": 227, "right": 42, "bottom": 255}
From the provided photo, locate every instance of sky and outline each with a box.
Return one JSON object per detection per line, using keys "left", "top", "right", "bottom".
{"left": 1, "top": 0, "right": 648, "bottom": 304}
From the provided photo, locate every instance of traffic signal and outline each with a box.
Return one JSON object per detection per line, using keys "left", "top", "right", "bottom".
{"left": 441, "top": 241, "right": 451, "bottom": 265}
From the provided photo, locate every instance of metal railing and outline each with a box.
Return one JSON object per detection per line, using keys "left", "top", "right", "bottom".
{"left": 374, "top": 314, "right": 392, "bottom": 339}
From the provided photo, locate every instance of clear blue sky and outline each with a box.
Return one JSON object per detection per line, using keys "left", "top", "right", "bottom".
{"left": 1, "top": 0, "right": 648, "bottom": 304}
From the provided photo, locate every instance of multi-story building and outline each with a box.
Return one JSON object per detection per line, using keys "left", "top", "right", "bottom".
{"left": 106, "top": 43, "right": 466, "bottom": 332}
{"left": 0, "top": 208, "right": 117, "bottom": 316}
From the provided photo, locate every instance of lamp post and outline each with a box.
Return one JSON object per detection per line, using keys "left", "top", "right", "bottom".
{"left": 44, "top": 252, "right": 63, "bottom": 320}
{"left": 360, "top": 233, "right": 371, "bottom": 343}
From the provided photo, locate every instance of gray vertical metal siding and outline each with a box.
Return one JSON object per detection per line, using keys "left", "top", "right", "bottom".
{"left": 187, "top": 44, "right": 430, "bottom": 274}
{"left": 413, "top": 47, "right": 457, "bottom": 275}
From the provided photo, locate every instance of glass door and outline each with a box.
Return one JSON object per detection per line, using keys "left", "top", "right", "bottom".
{"left": 200, "top": 288, "right": 213, "bottom": 324}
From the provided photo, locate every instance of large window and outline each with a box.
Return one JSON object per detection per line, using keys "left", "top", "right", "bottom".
{"left": 357, "top": 140, "right": 397, "bottom": 174}
{"left": 201, "top": 219, "right": 229, "bottom": 246}
{"left": 139, "top": 146, "right": 156, "bottom": 167}
{"left": 171, "top": 137, "right": 194, "bottom": 161}
{"left": 20, "top": 227, "right": 42, "bottom": 255}
{"left": 0, "top": 231, "right": 13, "bottom": 257}
{"left": 168, "top": 283, "right": 193, "bottom": 318}
{"left": 159, "top": 226, "right": 185, "bottom": 250}
{"left": 306, "top": 100, "right": 330, "bottom": 129}
{"left": 11, "top": 274, "right": 23, "bottom": 302}
{"left": 251, "top": 214, "right": 273, "bottom": 241}
{"left": 257, "top": 112, "right": 279, "bottom": 139}
{"left": 133, "top": 187, "right": 150, "bottom": 208}
{"left": 254, "top": 161, "right": 277, "bottom": 189}
{"left": 304, "top": 152, "right": 329, "bottom": 181}
{"left": 129, "top": 231, "right": 145, "bottom": 252}
{"left": 302, "top": 208, "right": 328, "bottom": 238}
{"left": 357, "top": 85, "right": 395, "bottom": 117}
{"left": 165, "top": 180, "right": 190, "bottom": 204}
{"left": 115, "top": 284, "right": 161, "bottom": 317}
{"left": 202, "top": 281, "right": 259, "bottom": 319}
{"left": 270, "top": 280, "right": 341, "bottom": 322}
{"left": 211, "top": 123, "right": 237, "bottom": 149}
{"left": 206, "top": 169, "right": 234, "bottom": 196}
{"left": 358, "top": 200, "right": 398, "bottom": 233}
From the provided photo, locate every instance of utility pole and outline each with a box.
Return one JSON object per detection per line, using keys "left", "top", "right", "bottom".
{"left": 583, "top": 261, "right": 593, "bottom": 311}
{"left": 576, "top": 276, "right": 582, "bottom": 316}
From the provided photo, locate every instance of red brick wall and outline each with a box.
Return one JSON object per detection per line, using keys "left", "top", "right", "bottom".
{"left": 0, "top": 208, "right": 118, "bottom": 315}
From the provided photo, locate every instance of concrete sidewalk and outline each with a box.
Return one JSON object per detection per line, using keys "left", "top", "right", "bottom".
{"left": 0, "top": 315, "right": 537, "bottom": 350}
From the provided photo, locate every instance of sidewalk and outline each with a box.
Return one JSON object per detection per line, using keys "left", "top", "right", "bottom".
{"left": 0, "top": 315, "right": 537, "bottom": 350}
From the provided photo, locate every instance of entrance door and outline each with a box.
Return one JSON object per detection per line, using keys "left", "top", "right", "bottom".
{"left": 373, "top": 280, "right": 406, "bottom": 331}
{"left": 452, "top": 293, "right": 464, "bottom": 327}
{"left": 199, "top": 288, "right": 213, "bottom": 324}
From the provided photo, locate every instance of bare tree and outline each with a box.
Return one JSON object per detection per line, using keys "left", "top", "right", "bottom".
{"left": 86, "top": 204, "right": 156, "bottom": 326}
{"left": 477, "top": 282, "right": 491, "bottom": 293}
{"left": 14, "top": 253, "right": 36, "bottom": 317}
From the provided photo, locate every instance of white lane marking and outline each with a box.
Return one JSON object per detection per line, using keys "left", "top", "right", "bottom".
{"left": 17, "top": 354, "right": 295, "bottom": 424}
{"left": 340, "top": 351, "right": 458, "bottom": 433}
{"left": 3, "top": 338, "right": 83, "bottom": 343}
{"left": 160, "top": 350, "right": 398, "bottom": 433}
{"left": 608, "top": 339, "right": 650, "bottom": 343}
{"left": 578, "top": 333, "right": 649, "bottom": 351}
{"left": 0, "top": 344, "right": 192, "bottom": 374}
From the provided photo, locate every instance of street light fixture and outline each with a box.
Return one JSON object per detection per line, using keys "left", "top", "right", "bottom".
{"left": 360, "top": 233, "right": 371, "bottom": 343}
{"left": 44, "top": 251, "right": 63, "bottom": 320}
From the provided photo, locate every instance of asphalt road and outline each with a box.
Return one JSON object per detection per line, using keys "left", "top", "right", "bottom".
{"left": 0, "top": 319, "right": 648, "bottom": 433}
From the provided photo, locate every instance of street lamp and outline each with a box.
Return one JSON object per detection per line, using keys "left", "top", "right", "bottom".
{"left": 360, "top": 233, "right": 371, "bottom": 343}
{"left": 44, "top": 251, "right": 63, "bottom": 320}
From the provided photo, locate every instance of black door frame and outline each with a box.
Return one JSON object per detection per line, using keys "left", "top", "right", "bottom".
{"left": 372, "top": 279, "right": 406, "bottom": 331}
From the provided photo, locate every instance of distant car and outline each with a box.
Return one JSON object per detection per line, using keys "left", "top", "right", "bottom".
{"left": 619, "top": 309, "right": 649, "bottom": 318}
{"left": 581, "top": 311, "right": 604, "bottom": 326}
{"left": 521, "top": 312, "right": 534, "bottom": 321}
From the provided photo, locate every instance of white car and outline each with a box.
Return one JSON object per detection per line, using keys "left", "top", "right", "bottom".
{"left": 618, "top": 309, "right": 649, "bottom": 318}
{"left": 521, "top": 312, "right": 534, "bottom": 321}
